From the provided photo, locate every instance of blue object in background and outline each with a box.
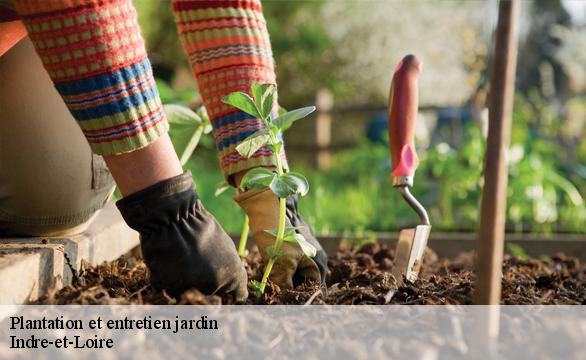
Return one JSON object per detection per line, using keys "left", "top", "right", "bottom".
{"left": 365, "top": 107, "right": 476, "bottom": 148}
{"left": 365, "top": 111, "right": 389, "bottom": 145}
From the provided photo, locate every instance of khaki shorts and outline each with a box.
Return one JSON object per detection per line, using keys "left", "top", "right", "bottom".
{"left": 0, "top": 38, "right": 115, "bottom": 236}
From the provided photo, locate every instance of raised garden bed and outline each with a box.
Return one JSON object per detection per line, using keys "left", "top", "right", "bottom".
{"left": 36, "top": 241, "right": 585, "bottom": 305}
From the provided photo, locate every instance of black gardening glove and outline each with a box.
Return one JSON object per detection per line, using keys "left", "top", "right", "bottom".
{"left": 286, "top": 196, "right": 328, "bottom": 284}
{"left": 116, "top": 171, "right": 248, "bottom": 300}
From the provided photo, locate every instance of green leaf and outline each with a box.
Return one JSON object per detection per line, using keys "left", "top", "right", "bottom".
{"left": 165, "top": 104, "right": 203, "bottom": 126}
{"left": 250, "top": 280, "right": 262, "bottom": 297}
{"left": 266, "top": 245, "right": 284, "bottom": 259}
{"left": 284, "top": 233, "right": 317, "bottom": 258}
{"left": 264, "top": 226, "right": 304, "bottom": 238}
{"left": 164, "top": 104, "right": 205, "bottom": 166}
{"left": 214, "top": 181, "right": 232, "bottom": 197}
{"left": 222, "top": 92, "right": 261, "bottom": 118}
{"left": 269, "top": 176, "right": 296, "bottom": 198}
{"left": 273, "top": 106, "right": 316, "bottom": 132}
{"left": 251, "top": 83, "right": 277, "bottom": 120}
{"left": 195, "top": 106, "right": 213, "bottom": 134}
{"left": 264, "top": 229, "right": 279, "bottom": 238}
{"left": 266, "top": 139, "right": 283, "bottom": 155}
{"left": 285, "top": 172, "right": 309, "bottom": 196}
{"left": 269, "top": 172, "right": 309, "bottom": 198}
{"left": 235, "top": 129, "right": 271, "bottom": 158}
{"left": 241, "top": 167, "right": 276, "bottom": 191}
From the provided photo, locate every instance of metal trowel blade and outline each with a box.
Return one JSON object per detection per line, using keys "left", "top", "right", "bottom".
{"left": 391, "top": 224, "right": 432, "bottom": 286}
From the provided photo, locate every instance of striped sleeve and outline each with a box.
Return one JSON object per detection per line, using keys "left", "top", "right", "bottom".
{"left": 12, "top": 0, "right": 169, "bottom": 155}
{"left": 172, "top": 0, "right": 287, "bottom": 179}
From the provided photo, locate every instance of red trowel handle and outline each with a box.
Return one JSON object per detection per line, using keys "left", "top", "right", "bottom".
{"left": 388, "top": 54, "right": 422, "bottom": 186}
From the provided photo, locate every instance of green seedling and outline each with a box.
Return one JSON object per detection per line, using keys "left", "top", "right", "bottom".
{"left": 223, "top": 83, "right": 317, "bottom": 295}
{"left": 215, "top": 180, "right": 250, "bottom": 258}
{"left": 238, "top": 215, "right": 250, "bottom": 257}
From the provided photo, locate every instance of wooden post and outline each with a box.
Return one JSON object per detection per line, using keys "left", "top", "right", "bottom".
{"left": 314, "top": 88, "right": 333, "bottom": 169}
{"left": 474, "top": 0, "right": 519, "bottom": 305}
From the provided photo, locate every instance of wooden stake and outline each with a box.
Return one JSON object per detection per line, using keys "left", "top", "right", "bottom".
{"left": 314, "top": 88, "right": 333, "bottom": 170}
{"left": 474, "top": 0, "right": 520, "bottom": 305}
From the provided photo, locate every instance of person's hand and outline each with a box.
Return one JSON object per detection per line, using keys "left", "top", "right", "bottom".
{"left": 236, "top": 188, "right": 328, "bottom": 289}
{"left": 117, "top": 171, "right": 248, "bottom": 301}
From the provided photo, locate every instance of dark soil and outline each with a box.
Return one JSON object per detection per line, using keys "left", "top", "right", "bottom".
{"left": 37, "top": 243, "right": 585, "bottom": 305}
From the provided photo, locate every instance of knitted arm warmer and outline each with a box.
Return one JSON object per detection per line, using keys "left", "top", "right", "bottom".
{"left": 172, "top": 0, "right": 287, "bottom": 180}
{"left": 13, "top": 0, "right": 169, "bottom": 155}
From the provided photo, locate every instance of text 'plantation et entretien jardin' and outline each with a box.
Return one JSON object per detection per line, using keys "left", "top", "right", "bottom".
{"left": 8, "top": 315, "right": 218, "bottom": 349}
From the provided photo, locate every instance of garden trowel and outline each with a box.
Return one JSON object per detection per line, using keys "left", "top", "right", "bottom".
{"left": 388, "top": 55, "right": 431, "bottom": 285}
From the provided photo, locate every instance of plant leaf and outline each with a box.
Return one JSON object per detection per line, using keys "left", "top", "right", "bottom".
{"left": 195, "top": 106, "right": 213, "bottom": 134}
{"left": 269, "top": 176, "right": 297, "bottom": 198}
{"left": 164, "top": 104, "right": 203, "bottom": 126}
{"left": 264, "top": 229, "right": 279, "bottom": 238}
{"left": 267, "top": 139, "right": 283, "bottom": 155}
{"left": 266, "top": 245, "right": 284, "bottom": 259}
{"left": 222, "top": 92, "right": 261, "bottom": 118}
{"left": 273, "top": 106, "right": 316, "bottom": 132}
{"left": 284, "top": 233, "right": 317, "bottom": 258}
{"left": 241, "top": 167, "right": 276, "bottom": 191}
{"left": 250, "top": 280, "right": 262, "bottom": 297}
{"left": 264, "top": 226, "right": 305, "bottom": 238}
{"left": 251, "top": 83, "right": 277, "bottom": 120}
{"left": 235, "top": 129, "right": 271, "bottom": 158}
{"left": 214, "top": 181, "right": 232, "bottom": 197}
{"left": 164, "top": 104, "right": 205, "bottom": 166}
{"left": 269, "top": 172, "right": 310, "bottom": 198}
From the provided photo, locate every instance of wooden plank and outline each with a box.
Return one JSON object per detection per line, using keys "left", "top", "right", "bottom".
{"left": 230, "top": 232, "right": 586, "bottom": 260}
{"left": 474, "top": 0, "right": 520, "bottom": 305}
{"left": 0, "top": 244, "right": 64, "bottom": 304}
{"left": 1, "top": 203, "right": 139, "bottom": 285}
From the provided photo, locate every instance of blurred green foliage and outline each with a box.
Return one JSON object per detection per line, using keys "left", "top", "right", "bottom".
{"left": 137, "top": 1, "right": 585, "bottom": 235}
{"left": 134, "top": 0, "right": 339, "bottom": 106}
{"left": 156, "top": 79, "right": 195, "bottom": 105}
{"left": 506, "top": 243, "right": 530, "bottom": 261}
{"left": 300, "top": 97, "right": 584, "bottom": 234}
{"left": 134, "top": 0, "right": 187, "bottom": 74}
{"left": 262, "top": 1, "right": 345, "bottom": 105}
{"left": 173, "top": 93, "right": 585, "bottom": 235}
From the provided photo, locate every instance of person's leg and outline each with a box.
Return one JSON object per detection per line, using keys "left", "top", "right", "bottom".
{"left": 0, "top": 37, "right": 115, "bottom": 236}
{"left": 172, "top": 0, "right": 327, "bottom": 289}
{"left": 11, "top": 0, "right": 248, "bottom": 299}
{"left": 12, "top": 0, "right": 176, "bottom": 196}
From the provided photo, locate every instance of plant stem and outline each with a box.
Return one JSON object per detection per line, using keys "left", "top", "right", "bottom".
{"left": 272, "top": 140, "right": 284, "bottom": 176}
{"left": 258, "top": 130, "right": 287, "bottom": 294}
{"left": 259, "top": 257, "right": 275, "bottom": 292}
{"left": 269, "top": 131, "right": 287, "bottom": 247}
{"left": 238, "top": 215, "right": 249, "bottom": 257}
{"left": 258, "top": 197, "right": 286, "bottom": 294}
{"left": 276, "top": 197, "right": 286, "bottom": 242}
{"left": 179, "top": 125, "right": 204, "bottom": 166}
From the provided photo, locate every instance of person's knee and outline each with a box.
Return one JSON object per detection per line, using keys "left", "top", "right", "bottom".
{"left": 0, "top": 37, "right": 115, "bottom": 236}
